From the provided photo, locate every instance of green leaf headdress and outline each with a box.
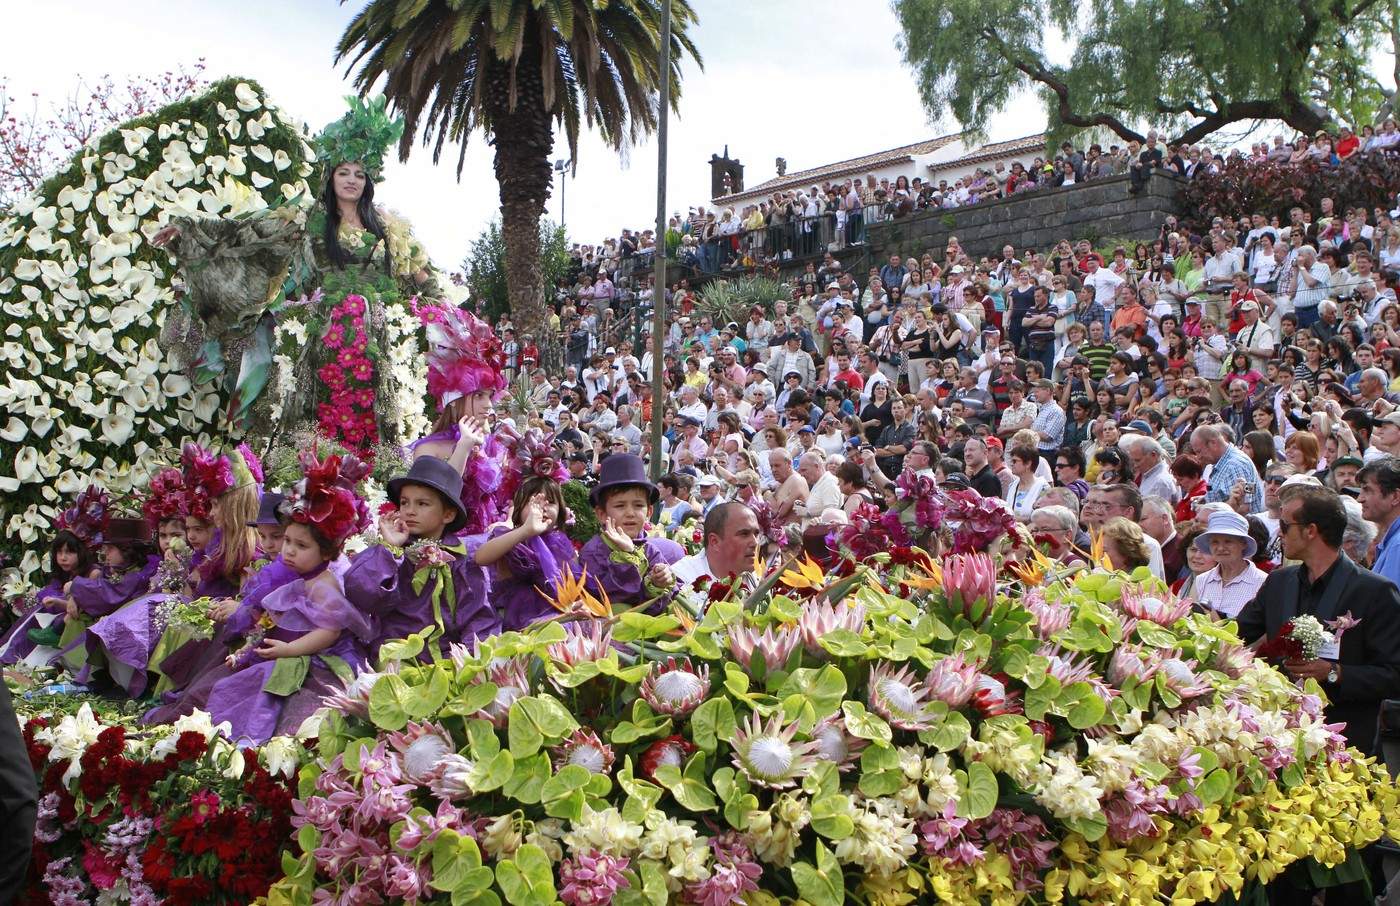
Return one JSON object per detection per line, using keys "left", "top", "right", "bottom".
{"left": 314, "top": 95, "right": 404, "bottom": 182}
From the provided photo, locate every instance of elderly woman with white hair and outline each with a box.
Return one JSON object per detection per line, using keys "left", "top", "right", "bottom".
{"left": 1342, "top": 495, "right": 1377, "bottom": 566}
{"left": 1191, "top": 510, "right": 1268, "bottom": 617}
{"left": 1028, "top": 505, "right": 1085, "bottom": 565}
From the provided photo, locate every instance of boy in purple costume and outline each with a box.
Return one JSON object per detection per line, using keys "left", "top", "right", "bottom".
{"left": 344, "top": 456, "right": 500, "bottom": 661}
{"left": 577, "top": 455, "right": 683, "bottom": 609}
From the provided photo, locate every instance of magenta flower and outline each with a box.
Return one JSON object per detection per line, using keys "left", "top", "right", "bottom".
{"left": 189, "top": 789, "right": 221, "bottom": 826}
{"left": 559, "top": 850, "right": 630, "bottom": 906}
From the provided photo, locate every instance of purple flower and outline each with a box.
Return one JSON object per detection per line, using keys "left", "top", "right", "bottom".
{"left": 559, "top": 850, "right": 630, "bottom": 906}
{"left": 1103, "top": 780, "right": 1168, "bottom": 843}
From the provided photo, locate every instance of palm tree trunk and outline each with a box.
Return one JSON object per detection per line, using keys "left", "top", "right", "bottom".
{"left": 487, "top": 43, "right": 559, "bottom": 370}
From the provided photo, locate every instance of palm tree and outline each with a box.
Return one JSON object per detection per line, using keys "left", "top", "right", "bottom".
{"left": 336, "top": 0, "right": 700, "bottom": 364}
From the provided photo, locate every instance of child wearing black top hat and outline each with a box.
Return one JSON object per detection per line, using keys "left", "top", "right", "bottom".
{"left": 578, "top": 454, "right": 684, "bottom": 608}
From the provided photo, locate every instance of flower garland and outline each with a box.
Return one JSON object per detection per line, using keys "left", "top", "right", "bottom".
{"left": 316, "top": 293, "right": 380, "bottom": 453}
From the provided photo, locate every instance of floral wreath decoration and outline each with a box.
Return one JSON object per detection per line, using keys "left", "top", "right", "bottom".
{"left": 53, "top": 485, "right": 112, "bottom": 547}
{"left": 314, "top": 95, "right": 404, "bottom": 184}
{"left": 279, "top": 448, "right": 372, "bottom": 545}
{"left": 498, "top": 426, "right": 570, "bottom": 506}
{"left": 181, "top": 443, "right": 234, "bottom": 522}
{"left": 412, "top": 298, "right": 509, "bottom": 407}
{"left": 140, "top": 468, "right": 189, "bottom": 529}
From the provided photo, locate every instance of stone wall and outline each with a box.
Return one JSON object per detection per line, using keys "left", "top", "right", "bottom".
{"left": 866, "top": 171, "right": 1185, "bottom": 260}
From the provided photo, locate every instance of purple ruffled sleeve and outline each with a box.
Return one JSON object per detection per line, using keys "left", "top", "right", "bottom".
{"left": 261, "top": 572, "right": 374, "bottom": 643}
{"left": 224, "top": 556, "right": 302, "bottom": 637}
{"left": 70, "top": 557, "right": 159, "bottom": 618}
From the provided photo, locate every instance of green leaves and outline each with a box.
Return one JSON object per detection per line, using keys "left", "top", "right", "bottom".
{"left": 791, "top": 840, "right": 845, "bottom": 906}
{"left": 841, "top": 702, "right": 892, "bottom": 743}
{"left": 778, "top": 665, "right": 847, "bottom": 729}
{"left": 541, "top": 764, "right": 593, "bottom": 821}
{"left": 652, "top": 751, "right": 718, "bottom": 812}
{"left": 507, "top": 695, "right": 579, "bottom": 757}
{"left": 367, "top": 667, "right": 450, "bottom": 731}
{"left": 495, "top": 844, "right": 555, "bottom": 906}
{"left": 690, "top": 697, "right": 737, "bottom": 751}
{"left": 956, "top": 760, "right": 999, "bottom": 820}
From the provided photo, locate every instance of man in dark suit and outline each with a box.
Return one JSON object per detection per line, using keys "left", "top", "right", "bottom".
{"left": 1235, "top": 484, "right": 1400, "bottom": 756}
{"left": 0, "top": 681, "right": 36, "bottom": 902}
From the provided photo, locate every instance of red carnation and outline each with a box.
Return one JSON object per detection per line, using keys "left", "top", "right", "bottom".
{"left": 174, "top": 731, "right": 207, "bottom": 762}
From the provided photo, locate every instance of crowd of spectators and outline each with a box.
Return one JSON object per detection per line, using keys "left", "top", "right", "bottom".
{"left": 478, "top": 133, "right": 1400, "bottom": 620}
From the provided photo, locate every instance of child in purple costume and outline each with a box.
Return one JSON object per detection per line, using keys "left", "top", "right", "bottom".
{"left": 577, "top": 455, "right": 683, "bottom": 609}
{"left": 344, "top": 456, "right": 500, "bottom": 661}
{"left": 471, "top": 475, "right": 578, "bottom": 632}
{"left": 0, "top": 531, "right": 98, "bottom": 666}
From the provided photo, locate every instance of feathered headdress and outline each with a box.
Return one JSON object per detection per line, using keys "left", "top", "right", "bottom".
{"left": 412, "top": 298, "right": 509, "bottom": 406}
{"left": 499, "top": 427, "right": 568, "bottom": 505}
{"left": 55, "top": 485, "right": 111, "bottom": 546}
{"left": 142, "top": 468, "right": 189, "bottom": 529}
{"left": 315, "top": 95, "right": 404, "bottom": 183}
{"left": 182, "top": 443, "right": 234, "bottom": 521}
{"left": 231, "top": 442, "right": 264, "bottom": 491}
{"left": 281, "top": 448, "right": 372, "bottom": 545}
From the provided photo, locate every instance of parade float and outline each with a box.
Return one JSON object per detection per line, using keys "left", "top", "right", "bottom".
{"left": 17, "top": 547, "right": 1385, "bottom": 906}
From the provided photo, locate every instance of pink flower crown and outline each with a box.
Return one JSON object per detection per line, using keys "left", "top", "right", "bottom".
{"left": 181, "top": 443, "right": 234, "bottom": 521}
{"left": 413, "top": 298, "right": 509, "bottom": 406}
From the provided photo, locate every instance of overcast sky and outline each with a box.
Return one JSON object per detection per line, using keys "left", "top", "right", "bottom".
{"left": 5, "top": 1, "right": 1392, "bottom": 269}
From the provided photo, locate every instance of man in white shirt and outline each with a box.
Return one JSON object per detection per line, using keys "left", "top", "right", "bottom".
{"left": 1201, "top": 236, "right": 1244, "bottom": 326}
{"left": 677, "top": 385, "right": 709, "bottom": 424}
{"left": 1121, "top": 433, "right": 1179, "bottom": 503}
{"left": 1234, "top": 300, "right": 1276, "bottom": 372}
{"left": 673, "top": 503, "right": 762, "bottom": 608}
{"left": 1289, "top": 245, "right": 1331, "bottom": 330}
{"left": 1081, "top": 257, "right": 1124, "bottom": 312}
{"left": 793, "top": 451, "right": 843, "bottom": 527}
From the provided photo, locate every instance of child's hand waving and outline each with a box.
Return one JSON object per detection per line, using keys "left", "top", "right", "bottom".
{"left": 601, "top": 517, "right": 636, "bottom": 553}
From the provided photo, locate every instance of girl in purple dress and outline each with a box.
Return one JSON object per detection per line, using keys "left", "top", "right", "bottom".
{"left": 0, "top": 529, "right": 99, "bottom": 667}
{"left": 56, "top": 518, "right": 159, "bottom": 676}
{"left": 205, "top": 451, "right": 373, "bottom": 743}
{"left": 344, "top": 455, "right": 499, "bottom": 661}
{"left": 82, "top": 479, "right": 189, "bottom": 697}
{"left": 472, "top": 475, "right": 578, "bottom": 632}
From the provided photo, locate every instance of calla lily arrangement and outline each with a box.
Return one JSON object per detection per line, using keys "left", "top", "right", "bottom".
{"left": 268, "top": 554, "right": 1399, "bottom": 906}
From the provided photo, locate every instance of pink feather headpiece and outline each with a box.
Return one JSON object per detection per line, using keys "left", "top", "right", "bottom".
{"left": 412, "top": 298, "right": 509, "bottom": 407}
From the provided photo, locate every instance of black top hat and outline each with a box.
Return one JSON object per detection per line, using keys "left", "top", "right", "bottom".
{"left": 386, "top": 456, "right": 469, "bottom": 535}
{"left": 589, "top": 453, "right": 658, "bottom": 507}
{"left": 250, "top": 491, "right": 286, "bottom": 527}
{"left": 105, "top": 517, "right": 152, "bottom": 547}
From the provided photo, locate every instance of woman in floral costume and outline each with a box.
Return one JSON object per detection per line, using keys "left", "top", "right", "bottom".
{"left": 154, "top": 97, "right": 438, "bottom": 451}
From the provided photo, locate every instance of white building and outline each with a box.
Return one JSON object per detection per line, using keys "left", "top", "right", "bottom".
{"left": 711, "top": 132, "right": 1049, "bottom": 209}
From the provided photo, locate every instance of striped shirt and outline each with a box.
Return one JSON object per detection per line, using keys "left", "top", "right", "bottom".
{"left": 1193, "top": 562, "right": 1268, "bottom": 618}
{"left": 1079, "top": 343, "right": 1116, "bottom": 380}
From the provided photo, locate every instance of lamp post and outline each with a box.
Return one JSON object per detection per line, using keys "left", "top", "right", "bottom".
{"left": 649, "top": 0, "right": 671, "bottom": 483}
{"left": 553, "top": 158, "right": 569, "bottom": 229}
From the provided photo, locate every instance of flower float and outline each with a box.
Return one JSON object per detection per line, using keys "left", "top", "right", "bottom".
{"left": 262, "top": 555, "right": 1400, "bottom": 906}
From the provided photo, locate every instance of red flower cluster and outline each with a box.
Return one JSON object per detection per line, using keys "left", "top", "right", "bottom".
{"left": 142, "top": 468, "right": 189, "bottom": 528}
{"left": 182, "top": 443, "right": 234, "bottom": 521}
{"left": 317, "top": 293, "right": 380, "bottom": 453}
{"left": 285, "top": 448, "right": 370, "bottom": 544}
{"left": 1256, "top": 622, "right": 1304, "bottom": 661}
{"left": 19, "top": 714, "right": 297, "bottom": 906}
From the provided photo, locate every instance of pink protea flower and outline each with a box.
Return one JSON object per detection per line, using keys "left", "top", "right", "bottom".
{"left": 1210, "top": 642, "right": 1256, "bottom": 678}
{"left": 798, "top": 599, "right": 866, "bottom": 654}
{"left": 1037, "top": 644, "right": 1097, "bottom": 687}
{"left": 868, "top": 662, "right": 937, "bottom": 731}
{"left": 1106, "top": 643, "right": 1159, "bottom": 686}
{"left": 943, "top": 552, "right": 998, "bottom": 617}
{"left": 639, "top": 735, "right": 698, "bottom": 781}
{"left": 560, "top": 850, "right": 630, "bottom": 906}
{"left": 1023, "top": 589, "right": 1073, "bottom": 639}
{"left": 638, "top": 658, "right": 710, "bottom": 718}
{"left": 472, "top": 657, "right": 533, "bottom": 727}
{"left": 727, "top": 623, "right": 803, "bottom": 674}
{"left": 427, "top": 754, "right": 476, "bottom": 801}
{"left": 730, "top": 711, "right": 818, "bottom": 789}
{"left": 922, "top": 652, "right": 980, "bottom": 710}
{"left": 547, "top": 621, "right": 615, "bottom": 670}
{"left": 809, "top": 713, "right": 867, "bottom": 770}
{"left": 1156, "top": 655, "right": 1212, "bottom": 700}
{"left": 552, "top": 728, "right": 615, "bottom": 775}
{"left": 971, "top": 673, "right": 1022, "bottom": 717}
{"left": 387, "top": 721, "right": 457, "bottom": 784}
{"left": 1118, "top": 586, "right": 1192, "bottom": 627}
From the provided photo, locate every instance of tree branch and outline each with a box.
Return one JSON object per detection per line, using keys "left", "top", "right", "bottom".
{"left": 979, "top": 27, "right": 1146, "bottom": 143}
